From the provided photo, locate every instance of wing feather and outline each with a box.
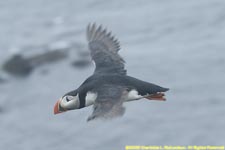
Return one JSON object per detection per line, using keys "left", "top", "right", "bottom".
{"left": 86, "top": 23, "right": 126, "bottom": 75}
{"left": 87, "top": 85, "right": 127, "bottom": 121}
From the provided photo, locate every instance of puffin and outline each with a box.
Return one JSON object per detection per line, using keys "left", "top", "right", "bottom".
{"left": 54, "top": 23, "right": 169, "bottom": 121}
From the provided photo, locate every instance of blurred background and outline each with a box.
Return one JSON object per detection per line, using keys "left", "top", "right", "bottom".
{"left": 0, "top": 0, "right": 225, "bottom": 149}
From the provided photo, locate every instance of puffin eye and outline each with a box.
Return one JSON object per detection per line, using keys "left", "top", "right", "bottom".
{"left": 64, "top": 96, "right": 74, "bottom": 102}
{"left": 66, "top": 96, "right": 71, "bottom": 102}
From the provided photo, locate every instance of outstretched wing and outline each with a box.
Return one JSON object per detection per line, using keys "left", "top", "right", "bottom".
{"left": 86, "top": 23, "right": 126, "bottom": 75}
{"left": 87, "top": 85, "right": 127, "bottom": 121}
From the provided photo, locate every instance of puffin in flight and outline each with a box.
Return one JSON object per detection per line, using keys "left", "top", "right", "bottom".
{"left": 54, "top": 23, "right": 169, "bottom": 121}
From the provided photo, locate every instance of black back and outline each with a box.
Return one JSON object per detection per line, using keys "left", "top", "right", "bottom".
{"left": 78, "top": 74, "right": 169, "bottom": 96}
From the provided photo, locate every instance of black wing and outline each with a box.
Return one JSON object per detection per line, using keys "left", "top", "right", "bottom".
{"left": 87, "top": 23, "right": 126, "bottom": 75}
{"left": 87, "top": 85, "right": 127, "bottom": 121}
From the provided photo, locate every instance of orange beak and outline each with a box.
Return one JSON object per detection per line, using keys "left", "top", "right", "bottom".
{"left": 54, "top": 99, "right": 63, "bottom": 115}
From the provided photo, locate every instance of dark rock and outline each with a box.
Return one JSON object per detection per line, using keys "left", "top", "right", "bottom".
{"left": 77, "top": 51, "right": 90, "bottom": 57}
{"left": 2, "top": 50, "right": 68, "bottom": 77}
{"left": 28, "top": 49, "right": 68, "bottom": 67}
{"left": 0, "top": 77, "right": 8, "bottom": 83}
{"left": 2, "top": 54, "right": 33, "bottom": 76}
{"left": 71, "top": 59, "right": 91, "bottom": 68}
{"left": 0, "top": 107, "right": 3, "bottom": 113}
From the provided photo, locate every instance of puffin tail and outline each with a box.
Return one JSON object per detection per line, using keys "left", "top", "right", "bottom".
{"left": 145, "top": 92, "right": 167, "bottom": 101}
{"left": 145, "top": 86, "right": 169, "bottom": 101}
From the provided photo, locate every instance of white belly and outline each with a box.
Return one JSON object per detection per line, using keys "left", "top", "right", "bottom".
{"left": 125, "top": 89, "right": 143, "bottom": 101}
{"left": 84, "top": 89, "right": 143, "bottom": 107}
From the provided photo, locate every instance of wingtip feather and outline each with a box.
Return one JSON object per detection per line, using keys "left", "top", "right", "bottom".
{"left": 87, "top": 23, "right": 121, "bottom": 53}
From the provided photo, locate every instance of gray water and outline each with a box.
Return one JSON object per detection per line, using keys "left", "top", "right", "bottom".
{"left": 0, "top": 0, "right": 225, "bottom": 150}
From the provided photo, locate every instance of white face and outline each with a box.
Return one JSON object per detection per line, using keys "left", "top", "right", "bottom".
{"left": 60, "top": 94, "right": 80, "bottom": 110}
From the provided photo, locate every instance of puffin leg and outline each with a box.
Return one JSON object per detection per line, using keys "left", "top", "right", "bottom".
{"left": 145, "top": 92, "right": 166, "bottom": 101}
